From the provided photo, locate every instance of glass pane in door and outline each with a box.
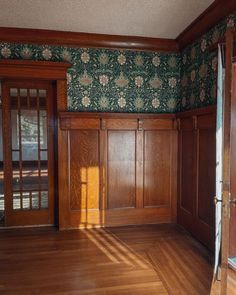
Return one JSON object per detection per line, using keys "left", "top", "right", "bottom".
{"left": 10, "top": 88, "right": 48, "bottom": 211}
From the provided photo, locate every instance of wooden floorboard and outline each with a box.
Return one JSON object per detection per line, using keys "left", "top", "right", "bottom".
{"left": 147, "top": 234, "right": 213, "bottom": 294}
{"left": 0, "top": 224, "right": 234, "bottom": 294}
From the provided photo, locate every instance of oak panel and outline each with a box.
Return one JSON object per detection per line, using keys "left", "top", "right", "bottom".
{"left": 107, "top": 131, "right": 136, "bottom": 209}
{"left": 177, "top": 108, "right": 216, "bottom": 250}
{"left": 59, "top": 113, "right": 177, "bottom": 229}
{"left": 180, "top": 130, "right": 195, "bottom": 214}
{"left": 197, "top": 129, "right": 215, "bottom": 228}
{"left": 68, "top": 207, "right": 172, "bottom": 229}
{"left": 144, "top": 130, "right": 171, "bottom": 207}
{"left": 143, "top": 119, "right": 173, "bottom": 130}
{"left": 60, "top": 118, "right": 100, "bottom": 130}
{"left": 69, "top": 130, "right": 100, "bottom": 210}
{"left": 106, "top": 119, "right": 138, "bottom": 130}
{"left": 197, "top": 113, "right": 216, "bottom": 129}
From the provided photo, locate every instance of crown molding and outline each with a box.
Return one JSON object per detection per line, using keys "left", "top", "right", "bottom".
{"left": 0, "top": 27, "right": 179, "bottom": 53}
{"left": 0, "top": 1, "right": 235, "bottom": 53}
{"left": 176, "top": 0, "right": 236, "bottom": 50}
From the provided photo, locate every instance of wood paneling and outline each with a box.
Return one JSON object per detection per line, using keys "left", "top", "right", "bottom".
{"left": 59, "top": 112, "right": 176, "bottom": 120}
{"left": 180, "top": 128, "right": 195, "bottom": 214}
{"left": 59, "top": 113, "right": 177, "bottom": 229}
{"left": 107, "top": 131, "right": 136, "bottom": 209}
{"left": 0, "top": 27, "right": 179, "bottom": 52}
{"left": 176, "top": 0, "right": 236, "bottom": 50}
{"left": 144, "top": 131, "right": 171, "bottom": 207}
{"left": 177, "top": 107, "right": 216, "bottom": 250}
{"left": 0, "top": 60, "right": 70, "bottom": 80}
{"left": 197, "top": 128, "right": 215, "bottom": 227}
{"left": 69, "top": 130, "right": 99, "bottom": 210}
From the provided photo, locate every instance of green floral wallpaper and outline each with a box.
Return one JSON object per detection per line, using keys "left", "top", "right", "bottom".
{"left": 0, "top": 43, "right": 180, "bottom": 113}
{"left": 180, "top": 12, "right": 236, "bottom": 112}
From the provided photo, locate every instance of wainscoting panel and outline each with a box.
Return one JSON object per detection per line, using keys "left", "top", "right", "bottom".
{"left": 107, "top": 130, "right": 136, "bottom": 209}
{"left": 69, "top": 130, "right": 100, "bottom": 211}
{"left": 58, "top": 113, "right": 177, "bottom": 229}
{"left": 144, "top": 130, "right": 172, "bottom": 208}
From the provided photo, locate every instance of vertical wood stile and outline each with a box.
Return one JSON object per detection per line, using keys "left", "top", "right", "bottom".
{"left": 136, "top": 119, "right": 144, "bottom": 208}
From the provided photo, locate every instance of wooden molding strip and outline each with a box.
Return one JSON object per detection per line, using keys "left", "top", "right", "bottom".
{"left": 176, "top": 105, "right": 216, "bottom": 118}
{"left": 0, "top": 59, "right": 71, "bottom": 80}
{"left": 0, "top": 27, "right": 179, "bottom": 52}
{"left": 59, "top": 111, "right": 176, "bottom": 120}
{"left": 176, "top": 0, "right": 236, "bottom": 50}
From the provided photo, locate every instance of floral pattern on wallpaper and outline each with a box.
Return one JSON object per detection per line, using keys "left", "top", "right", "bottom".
{"left": 180, "top": 12, "right": 236, "bottom": 111}
{"left": 0, "top": 43, "right": 180, "bottom": 113}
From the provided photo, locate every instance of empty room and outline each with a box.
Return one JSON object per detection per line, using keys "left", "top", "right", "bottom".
{"left": 0, "top": 0, "right": 236, "bottom": 294}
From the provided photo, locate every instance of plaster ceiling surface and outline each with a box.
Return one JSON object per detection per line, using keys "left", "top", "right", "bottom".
{"left": 0, "top": 0, "right": 215, "bottom": 39}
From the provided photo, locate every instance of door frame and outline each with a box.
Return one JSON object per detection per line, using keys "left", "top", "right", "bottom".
{"left": 0, "top": 59, "right": 71, "bottom": 226}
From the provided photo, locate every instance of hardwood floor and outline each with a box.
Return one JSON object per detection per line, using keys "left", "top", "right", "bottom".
{"left": 0, "top": 224, "right": 230, "bottom": 295}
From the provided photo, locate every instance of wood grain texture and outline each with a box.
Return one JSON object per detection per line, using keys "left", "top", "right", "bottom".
{"left": 69, "top": 130, "right": 100, "bottom": 210}
{"left": 177, "top": 106, "right": 216, "bottom": 119}
{"left": 176, "top": 0, "right": 236, "bottom": 50}
{"left": 148, "top": 232, "right": 213, "bottom": 294}
{"left": 66, "top": 207, "right": 172, "bottom": 229}
{"left": 0, "top": 60, "right": 69, "bottom": 228}
{"left": 59, "top": 112, "right": 176, "bottom": 121}
{"left": 0, "top": 27, "right": 179, "bottom": 52}
{"left": 106, "top": 119, "right": 138, "bottom": 130}
{"left": 197, "top": 128, "right": 215, "bottom": 227}
{"left": 59, "top": 113, "right": 177, "bottom": 229}
{"left": 179, "top": 118, "right": 195, "bottom": 215}
{"left": 211, "top": 269, "right": 236, "bottom": 295}
{"left": 144, "top": 131, "right": 171, "bottom": 207}
{"left": 0, "top": 224, "right": 226, "bottom": 295}
{"left": 107, "top": 131, "right": 136, "bottom": 209}
{"left": 2, "top": 80, "right": 56, "bottom": 226}
{"left": 0, "top": 59, "right": 71, "bottom": 80}
{"left": 177, "top": 108, "right": 216, "bottom": 250}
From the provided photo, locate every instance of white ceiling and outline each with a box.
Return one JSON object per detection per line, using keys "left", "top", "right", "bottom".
{"left": 0, "top": 0, "right": 214, "bottom": 39}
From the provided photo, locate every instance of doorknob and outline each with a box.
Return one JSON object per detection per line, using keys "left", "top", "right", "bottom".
{"left": 214, "top": 196, "right": 222, "bottom": 205}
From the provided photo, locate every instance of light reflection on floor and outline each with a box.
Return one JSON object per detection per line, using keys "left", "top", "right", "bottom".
{"left": 83, "top": 227, "right": 151, "bottom": 269}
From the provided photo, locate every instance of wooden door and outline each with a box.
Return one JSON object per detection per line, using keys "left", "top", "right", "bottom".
{"left": 229, "top": 62, "right": 236, "bottom": 266}
{"left": 2, "top": 80, "right": 55, "bottom": 226}
{"left": 220, "top": 28, "right": 236, "bottom": 294}
{"left": 177, "top": 110, "right": 216, "bottom": 251}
